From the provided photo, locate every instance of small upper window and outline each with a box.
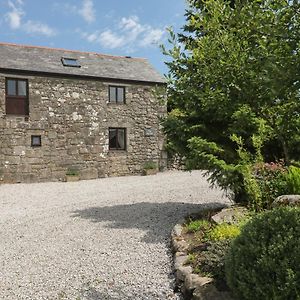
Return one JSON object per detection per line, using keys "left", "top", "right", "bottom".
{"left": 61, "top": 57, "right": 81, "bottom": 68}
{"left": 109, "top": 86, "right": 125, "bottom": 104}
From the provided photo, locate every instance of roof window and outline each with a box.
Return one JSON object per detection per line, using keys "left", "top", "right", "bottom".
{"left": 61, "top": 57, "right": 81, "bottom": 68}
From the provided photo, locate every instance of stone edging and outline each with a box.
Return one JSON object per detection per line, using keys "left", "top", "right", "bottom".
{"left": 171, "top": 221, "right": 233, "bottom": 300}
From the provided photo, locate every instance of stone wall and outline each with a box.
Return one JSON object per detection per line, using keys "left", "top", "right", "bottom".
{"left": 0, "top": 73, "right": 167, "bottom": 183}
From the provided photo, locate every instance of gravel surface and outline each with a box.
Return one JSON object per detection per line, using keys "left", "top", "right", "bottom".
{"left": 0, "top": 170, "right": 230, "bottom": 300}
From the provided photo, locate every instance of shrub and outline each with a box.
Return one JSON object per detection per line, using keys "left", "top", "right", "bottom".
{"left": 143, "top": 161, "right": 157, "bottom": 170}
{"left": 225, "top": 207, "right": 300, "bottom": 300}
{"left": 66, "top": 167, "right": 79, "bottom": 176}
{"left": 186, "top": 219, "right": 210, "bottom": 233}
{"left": 253, "top": 161, "right": 288, "bottom": 209}
{"left": 196, "top": 239, "right": 233, "bottom": 289}
{"left": 285, "top": 166, "right": 300, "bottom": 194}
{"left": 207, "top": 223, "right": 240, "bottom": 241}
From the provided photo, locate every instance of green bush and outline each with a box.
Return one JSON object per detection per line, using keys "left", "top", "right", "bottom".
{"left": 225, "top": 207, "right": 300, "bottom": 300}
{"left": 143, "top": 161, "right": 157, "bottom": 170}
{"left": 253, "top": 161, "right": 288, "bottom": 209}
{"left": 197, "top": 239, "right": 232, "bottom": 289}
{"left": 285, "top": 166, "right": 300, "bottom": 194}
{"left": 66, "top": 167, "right": 79, "bottom": 176}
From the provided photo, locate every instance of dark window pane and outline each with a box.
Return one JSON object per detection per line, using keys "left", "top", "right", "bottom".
{"left": 31, "top": 135, "right": 41, "bottom": 147}
{"left": 7, "top": 80, "right": 16, "bottom": 96}
{"left": 18, "top": 81, "right": 27, "bottom": 96}
{"left": 117, "top": 129, "right": 125, "bottom": 149}
{"left": 109, "top": 128, "right": 117, "bottom": 149}
{"left": 109, "top": 87, "right": 116, "bottom": 103}
{"left": 117, "top": 87, "right": 125, "bottom": 103}
{"left": 61, "top": 58, "right": 80, "bottom": 67}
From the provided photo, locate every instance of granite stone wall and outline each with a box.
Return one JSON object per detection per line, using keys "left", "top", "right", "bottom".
{"left": 0, "top": 73, "right": 167, "bottom": 183}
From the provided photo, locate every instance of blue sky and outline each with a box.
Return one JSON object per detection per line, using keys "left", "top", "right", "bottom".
{"left": 0, "top": 0, "right": 187, "bottom": 76}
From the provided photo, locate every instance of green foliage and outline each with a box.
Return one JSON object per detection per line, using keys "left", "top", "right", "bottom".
{"left": 254, "top": 161, "right": 288, "bottom": 209}
{"left": 162, "top": 0, "right": 300, "bottom": 203}
{"left": 143, "top": 161, "right": 157, "bottom": 170}
{"left": 187, "top": 253, "right": 197, "bottom": 264}
{"left": 207, "top": 223, "right": 240, "bottom": 241}
{"left": 230, "top": 123, "right": 265, "bottom": 210}
{"left": 197, "top": 239, "right": 233, "bottom": 288}
{"left": 186, "top": 219, "right": 210, "bottom": 233}
{"left": 225, "top": 207, "right": 300, "bottom": 300}
{"left": 66, "top": 167, "right": 79, "bottom": 176}
{"left": 285, "top": 166, "right": 300, "bottom": 194}
{"left": 230, "top": 123, "right": 287, "bottom": 211}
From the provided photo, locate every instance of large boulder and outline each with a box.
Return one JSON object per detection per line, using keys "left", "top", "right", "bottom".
{"left": 272, "top": 195, "right": 300, "bottom": 208}
{"left": 211, "top": 207, "right": 249, "bottom": 225}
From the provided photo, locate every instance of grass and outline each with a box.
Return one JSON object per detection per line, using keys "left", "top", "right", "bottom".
{"left": 186, "top": 253, "right": 197, "bottom": 264}
{"left": 186, "top": 219, "right": 210, "bottom": 233}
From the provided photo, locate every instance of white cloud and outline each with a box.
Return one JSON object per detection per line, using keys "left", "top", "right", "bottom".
{"left": 4, "top": 0, "right": 57, "bottom": 36}
{"left": 24, "top": 21, "right": 56, "bottom": 37}
{"left": 120, "top": 16, "right": 140, "bottom": 31}
{"left": 98, "top": 30, "right": 125, "bottom": 48}
{"left": 119, "top": 16, "right": 145, "bottom": 42}
{"left": 78, "top": 0, "right": 95, "bottom": 23}
{"left": 140, "top": 28, "right": 164, "bottom": 47}
{"left": 5, "top": 0, "right": 23, "bottom": 29}
{"left": 82, "top": 15, "right": 165, "bottom": 51}
{"left": 82, "top": 30, "right": 125, "bottom": 48}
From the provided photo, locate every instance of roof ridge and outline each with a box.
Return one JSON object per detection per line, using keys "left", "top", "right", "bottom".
{"left": 0, "top": 42, "right": 146, "bottom": 61}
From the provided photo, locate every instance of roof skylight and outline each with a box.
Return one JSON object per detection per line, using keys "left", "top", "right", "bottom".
{"left": 61, "top": 57, "right": 81, "bottom": 68}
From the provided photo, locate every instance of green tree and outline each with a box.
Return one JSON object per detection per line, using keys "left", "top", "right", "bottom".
{"left": 163, "top": 0, "right": 300, "bottom": 202}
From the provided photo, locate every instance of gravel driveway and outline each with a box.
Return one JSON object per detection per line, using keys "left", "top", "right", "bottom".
{"left": 0, "top": 170, "right": 230, "bottom": 300}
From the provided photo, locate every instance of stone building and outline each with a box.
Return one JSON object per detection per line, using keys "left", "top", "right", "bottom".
{"left": 0, "top": 43, "right": 166, "bottom": 183}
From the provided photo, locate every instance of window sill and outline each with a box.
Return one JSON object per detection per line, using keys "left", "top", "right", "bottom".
{"left": 108, "top": 150, "right": 127, "bottom": 155}
{"left": 5, "top": 114, "right": 29, "bottom": 121}
{"left": 106, "top": 102, "right": 126, "bottom": 105}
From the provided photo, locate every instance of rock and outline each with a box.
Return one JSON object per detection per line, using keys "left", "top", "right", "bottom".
{"left": 192, "top": 283, "right": 233, "bottom": 300}
{"left": 272, "top": 195, "right": 300, "bottom": 208}
{"left": 174, "top": 255, "right": 192, "bottom": 282}
{"left": 174, "top": 251, "right": 186, "bottom": 257}
{"left": 172, "top": 238, "right": 189, "bottom": 252}
{"left": 176, "top": 265, "right": 193, "bottom": 282}
{"left": 185, "top": 274, "right": 213, "bottom": 291}
{"left": 172, "top": 223, "right": 183, "bottom": 237}
{"left": 211, "top": 206, "right": 248, "bottom": 225}
{"left": 174, "top": 255, "right": 188, "bottom": 270}
{"left": 80, "top": 168, "right": 98, "bottom": 180}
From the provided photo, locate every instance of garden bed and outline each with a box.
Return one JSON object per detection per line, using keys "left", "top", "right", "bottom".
{"left": 171, "top": 206, "right": 250, "bottom": 300}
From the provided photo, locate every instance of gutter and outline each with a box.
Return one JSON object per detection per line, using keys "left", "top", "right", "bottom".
{"left": 0, "top": 68, "right": 166, "bottom": 86}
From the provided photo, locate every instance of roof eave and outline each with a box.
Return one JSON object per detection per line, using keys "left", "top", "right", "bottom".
{"left": 0, "top": 67, "right": 166, "bottom": 86}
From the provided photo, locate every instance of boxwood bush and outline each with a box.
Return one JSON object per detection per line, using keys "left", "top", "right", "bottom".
{"left": 225, "top": 207, "right": 300, "bottom": 300}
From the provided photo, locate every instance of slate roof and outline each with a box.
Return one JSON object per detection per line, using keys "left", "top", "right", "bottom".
{"left": 0, "top": 43, "right": 165, "bottom": 84}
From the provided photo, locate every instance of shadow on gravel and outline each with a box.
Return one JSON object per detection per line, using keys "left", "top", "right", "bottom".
{"left": 80, "top": 287, "right": 119, "bottom": 300}
{"left": 79, "top": 286, "right": 173, "bottom": 300}
{"left": 72, "top": 201, "right": 226, "bottom": 244}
